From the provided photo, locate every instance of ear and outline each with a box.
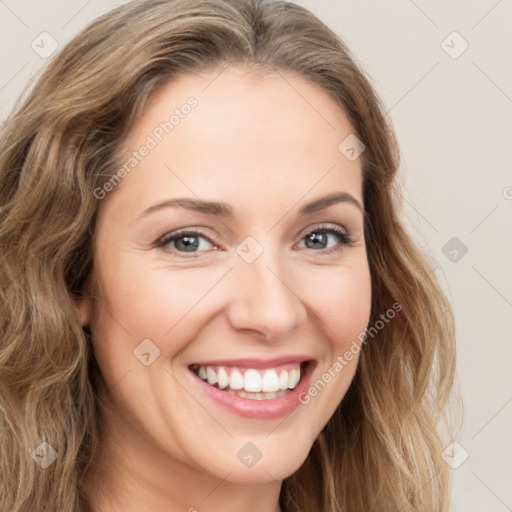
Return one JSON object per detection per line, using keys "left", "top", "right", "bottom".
{"left": 74, "top": 274, "right": 95, "bottom": 328}
{"left": 75, "top": 296, "right": 93, "bottom": 328}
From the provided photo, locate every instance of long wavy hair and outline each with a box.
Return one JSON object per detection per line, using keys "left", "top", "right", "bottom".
{"left": 0, "top": 0, "right": 456, "bottom": 510}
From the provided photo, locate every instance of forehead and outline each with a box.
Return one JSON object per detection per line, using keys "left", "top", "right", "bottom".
{"left": 111, "top": 66, "right": 363, "bottom": 214}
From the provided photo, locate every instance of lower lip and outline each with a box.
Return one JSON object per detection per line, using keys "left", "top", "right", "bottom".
{"left": 189, "top": 362, "right": 315, "bottom": 420}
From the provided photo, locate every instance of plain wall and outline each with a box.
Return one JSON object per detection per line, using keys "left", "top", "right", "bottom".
{"left": 1, "top": 1, "right": 511, "bottom": 510}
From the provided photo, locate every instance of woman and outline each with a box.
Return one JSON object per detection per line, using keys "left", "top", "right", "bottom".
{"left": 0, "top": 0, "right": 456, "bottom": 510}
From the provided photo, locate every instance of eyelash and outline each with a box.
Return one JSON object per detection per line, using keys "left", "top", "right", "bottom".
{"left": 156, "top": 223, "right": 353, "bottom": 258}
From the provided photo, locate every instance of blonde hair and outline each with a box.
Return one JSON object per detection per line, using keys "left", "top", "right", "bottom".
{"left": 0, "top": 0, "right": 456, "bottom": 510}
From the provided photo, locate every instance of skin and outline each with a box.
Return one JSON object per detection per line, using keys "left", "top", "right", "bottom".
{"left": 79, "top": 66, "right": 372, "bottom": 512}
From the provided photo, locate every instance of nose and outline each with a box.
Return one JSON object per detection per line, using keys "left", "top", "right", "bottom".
{"left": 225, "top": 246, "right": 307, "bottom": 340}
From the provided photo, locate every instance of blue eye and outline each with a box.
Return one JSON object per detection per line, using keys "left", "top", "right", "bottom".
{"left": 157, "top": 224, "right": 352, "bottom": 257}
{"left": 158, "top": 231, "right": 214, "bottom": 253}
{"left": 298, "top": 225, "right": 352, "bottom": 255}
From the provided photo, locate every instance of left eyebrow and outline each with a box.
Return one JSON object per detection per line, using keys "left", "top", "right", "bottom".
{"left": 298, "top": 191, "right": 363, "bottom": 215}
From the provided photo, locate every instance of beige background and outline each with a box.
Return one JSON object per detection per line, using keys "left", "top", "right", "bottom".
{"left": 1, "top": 1, "right": 511, "bottom": 509}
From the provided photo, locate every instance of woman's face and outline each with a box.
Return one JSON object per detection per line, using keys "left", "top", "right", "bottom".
{"left": 80, "top": 66, "right": 371, "bottom": 486}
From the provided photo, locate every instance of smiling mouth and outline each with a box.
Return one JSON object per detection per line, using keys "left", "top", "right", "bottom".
{"left": 189, "top": 362, "right": 307, "bottom": 401}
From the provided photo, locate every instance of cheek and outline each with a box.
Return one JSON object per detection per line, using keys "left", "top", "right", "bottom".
{"left": 90, "top": 256, "right": 225, "bottom": 358}
{"left": 93, "top": 253, "right": 372, "bottom": 342}
{"left": 294, "top": 265, "right": 371, "bottom": 428}
{"left": 307, "top": 263, "right": 372, "bottom": 347}
{"left": 90, "top": 241, "right": 371, "bottom": 381}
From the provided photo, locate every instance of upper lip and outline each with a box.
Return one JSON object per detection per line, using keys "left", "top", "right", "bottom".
{"left": 189, "top": 355, "right": 313, "bottom": 369}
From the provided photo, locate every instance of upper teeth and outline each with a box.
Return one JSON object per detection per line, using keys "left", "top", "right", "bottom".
{"left": 195, "top": 364, "right": 302, "bottom": 393}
